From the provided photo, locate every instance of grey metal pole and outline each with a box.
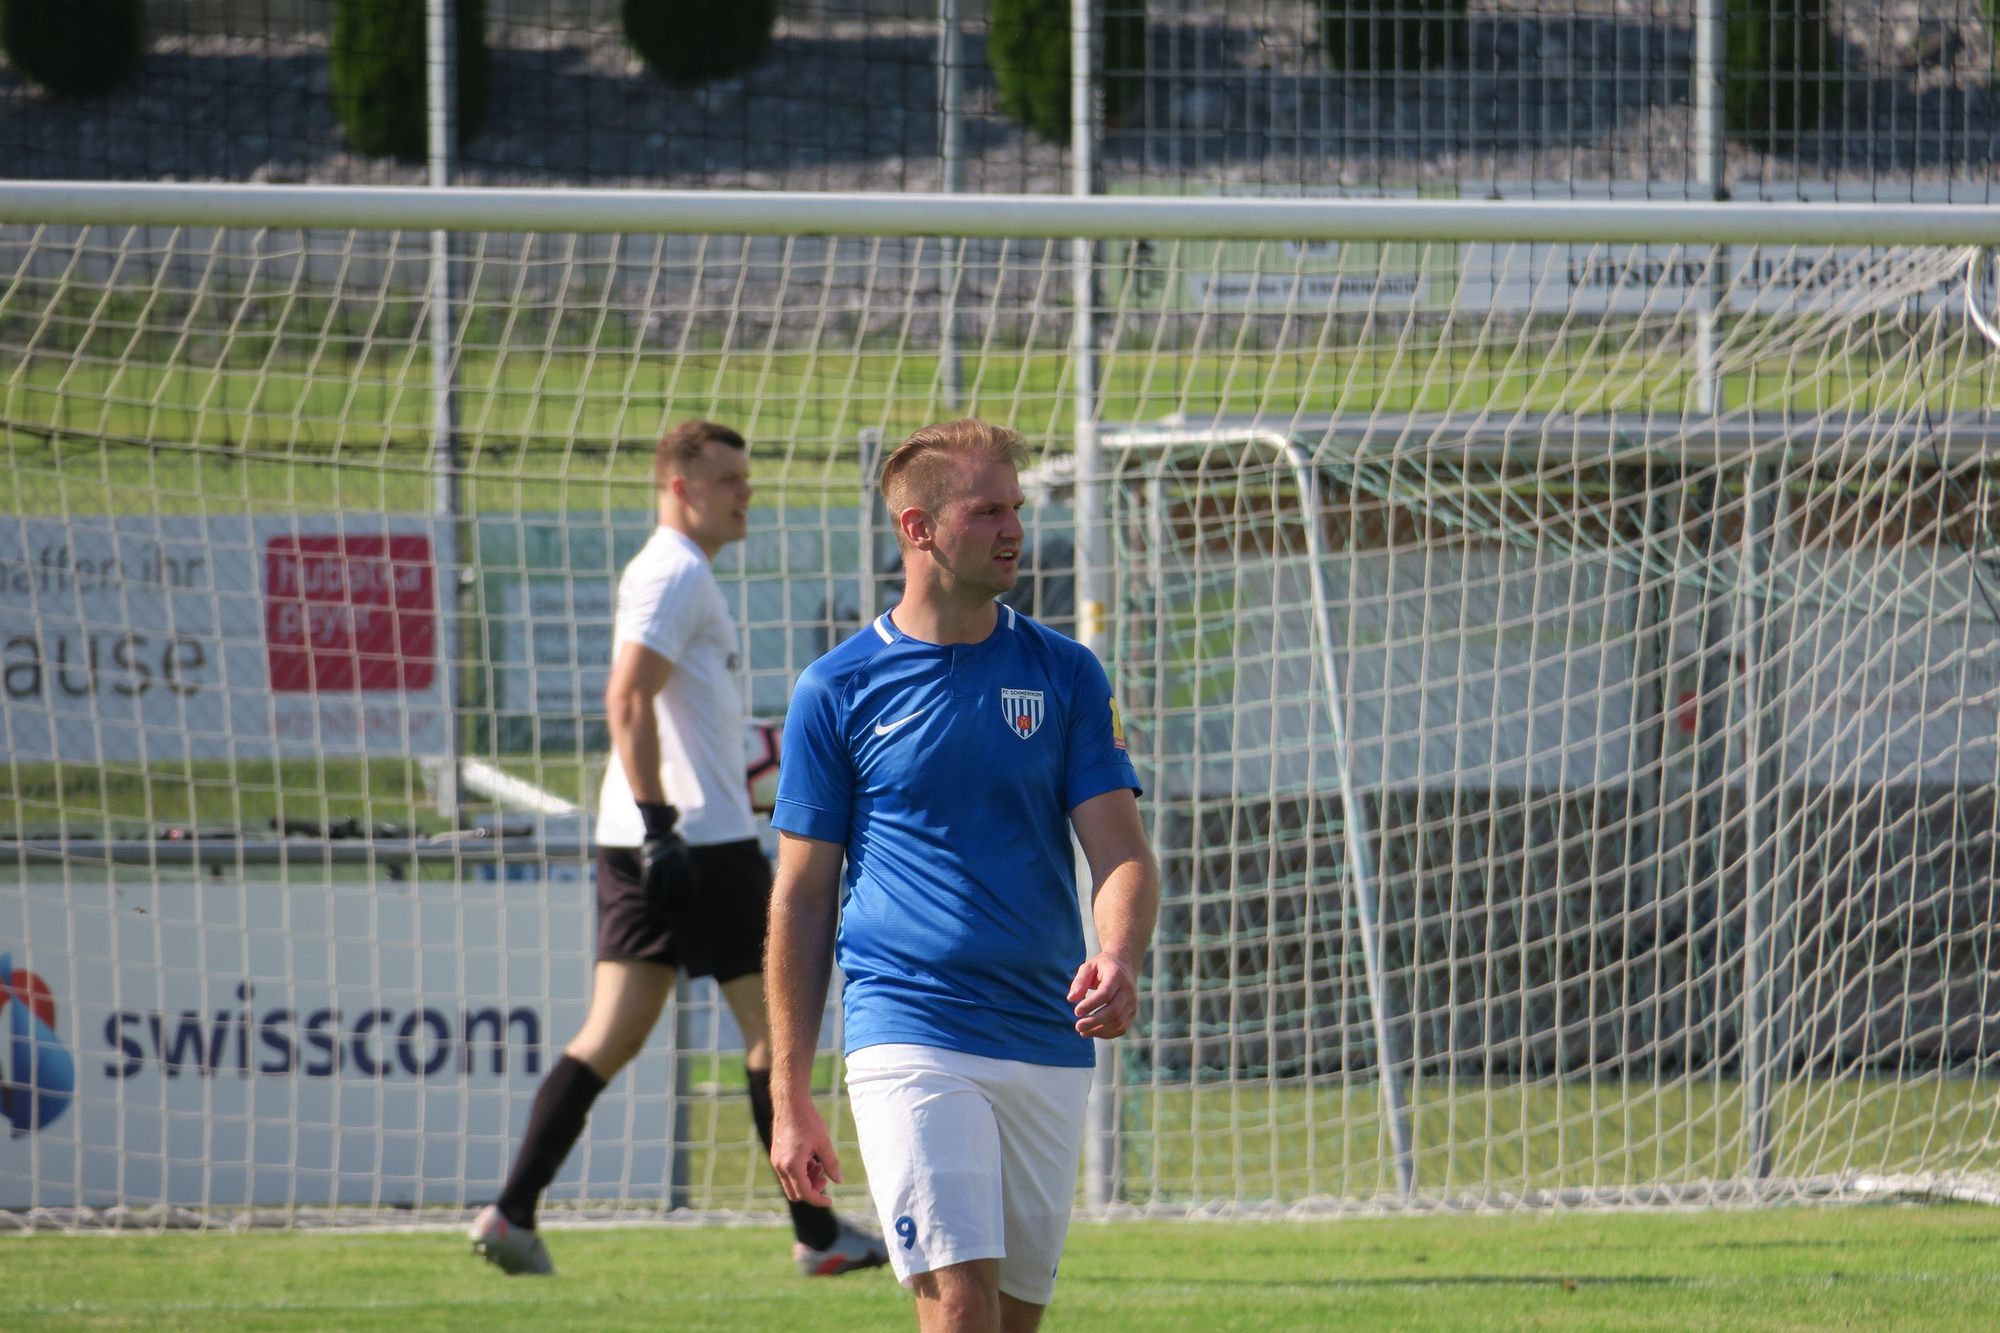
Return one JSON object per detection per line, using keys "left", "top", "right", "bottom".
{"left": 669, "top": 979, "right": 692, "bottom": 1210}
{"left": 939, "top": 0, "right": 966, "bottom": 407}
{"left": 831, "top": 425, "right": 886, "bottom": 1142}
{"left": 1738, "top": 462, "right": 1785, "bottom": 1185}
{"left": 1071, "top": 0, "right": 1118, "bottom": 1213}
{"left": 1288, "top": 446, "right": 1416, "bottom": 1200}
{"left": 426, "top": 0, "right": 462, "bottom": 822}
{"left": 1693, "top": 0, "right": 1726, "bottom": 414}
{"left": 1624, "top": 472, "right": 1670, "bottom": 1060}
{"left": 858, "top": 427, "right": 884, "bottom": 630}
{"left": 1069, "top": 13, "right": 1103, "bottom": 661}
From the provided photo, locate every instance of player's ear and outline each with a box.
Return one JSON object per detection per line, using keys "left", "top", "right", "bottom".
{"left": 897, "top": 504, "right": 933, "bottom": 550}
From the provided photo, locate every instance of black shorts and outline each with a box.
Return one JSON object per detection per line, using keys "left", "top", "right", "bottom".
{"left": 595, "top": 838, "right": 771, "bottom": 982}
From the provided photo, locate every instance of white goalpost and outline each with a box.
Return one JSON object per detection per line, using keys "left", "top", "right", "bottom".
{"left": 2, "top": 185, "right": 1998, "bottom": 1226}
{"left": 1089, "top": 411, "right": 2000, "bottom": 1214}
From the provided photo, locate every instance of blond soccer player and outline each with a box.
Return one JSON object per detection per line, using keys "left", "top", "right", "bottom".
{"left": 765, "top": 419, "right": 1160, "bottom": 1331}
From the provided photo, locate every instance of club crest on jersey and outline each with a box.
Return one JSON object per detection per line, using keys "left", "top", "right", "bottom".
{"left": 1001, "top": 688, "right": 1045, "bottom": 740}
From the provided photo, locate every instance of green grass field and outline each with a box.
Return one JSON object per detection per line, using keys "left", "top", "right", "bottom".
{"left": 582, "top": 1071, "right": 2000, "bottom": 1219}
{"left": 4, "top": 756, "right": 599, "bottom": 839}
{"left": 5, "top": 341, "right": 1993, "bottom": 516}
{"left": 8, "top": 1205, "right": 2000, "bottom": 1330}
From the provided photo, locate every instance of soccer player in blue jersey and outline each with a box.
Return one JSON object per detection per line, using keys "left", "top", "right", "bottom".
{"left": 765, "top": 419, "right": 1160, "bottom": 1332}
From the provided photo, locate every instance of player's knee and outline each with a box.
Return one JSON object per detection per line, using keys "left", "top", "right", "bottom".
{"left": 912, "top": 1267, "right": 1000, "bottom": 1332}
{"left": 566, "top": 1030, "right": 645, "bottom": 1077}
{"left": 997, "top": 1294, "right": 1046, "bottom": 1333}
{"left": 937, "top": 1289, "right": 1000, "bottom": 1333}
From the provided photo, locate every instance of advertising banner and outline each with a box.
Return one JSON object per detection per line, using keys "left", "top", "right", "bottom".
{"left": 0, "top": 866, "right": 679, "bottom": 1210}
{"left": 2, "top": 515, "right": 448, "bottom": 761}
{"left": 1106, "top": 181, "right": 1965, "bottom": 316}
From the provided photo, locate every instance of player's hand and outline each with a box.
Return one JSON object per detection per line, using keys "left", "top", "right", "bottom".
{"left": 1068, "top": 951, "right": 1139, "bottom": 1040}
{"left": 771, "top": 1098, "right": 843, "bottom": 1208}
{"left": 641, "top": 830, "right": 696, "bottom": 915}
{"left": 637, "top": 801, "right": 697, "bottom": 917}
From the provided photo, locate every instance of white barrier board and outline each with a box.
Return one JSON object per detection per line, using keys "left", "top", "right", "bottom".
{"left": 2, "top": 514, "right": 449, "bottom": 761}
{"left": 0, "top": 866, "right": 699, "bottom": 1210}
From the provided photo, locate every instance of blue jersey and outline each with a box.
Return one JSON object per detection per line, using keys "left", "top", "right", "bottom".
{"left": 772, "top": 605, "right": 1141, "bottom": 1068}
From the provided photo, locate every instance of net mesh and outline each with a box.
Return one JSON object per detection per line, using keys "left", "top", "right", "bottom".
{"left": 3, "top": 207, "right": 1998, "bottom": 1223}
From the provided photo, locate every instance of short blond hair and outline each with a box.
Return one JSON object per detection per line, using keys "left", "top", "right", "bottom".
{"left": 652, "top": 419, "right": 745, "bottom": 491}
{"left": 880, "top": 419, "right": 1028, "bottom": 527}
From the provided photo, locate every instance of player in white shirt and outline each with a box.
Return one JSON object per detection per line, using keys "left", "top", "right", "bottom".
{"left": 766, "top": 419, "right": 1160, "bottom": 1332}
{"left": 471, "top": 420, "right": 886, "bottom": 1279}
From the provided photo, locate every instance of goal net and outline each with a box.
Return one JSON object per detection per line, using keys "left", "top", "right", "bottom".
{"left": 2, "top": 189, "right": 1997, "bottom": 1224}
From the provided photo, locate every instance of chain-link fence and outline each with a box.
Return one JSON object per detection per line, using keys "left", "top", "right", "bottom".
{"left": 1, "top": 3, "right": 1994, "bottom": 198}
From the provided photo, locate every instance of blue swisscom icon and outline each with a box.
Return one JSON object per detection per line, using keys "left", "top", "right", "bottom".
{"left": 0, "top": 952, "right": 75, "bottom": 1136}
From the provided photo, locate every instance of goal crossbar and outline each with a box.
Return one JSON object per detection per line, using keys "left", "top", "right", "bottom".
{"left": 2, "top": 182, "right": 1999, "bottom": 246}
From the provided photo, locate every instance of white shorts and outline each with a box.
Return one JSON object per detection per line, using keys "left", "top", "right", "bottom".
{"left": 844, "top": 1043, "right": 1093, "bottom": 1306}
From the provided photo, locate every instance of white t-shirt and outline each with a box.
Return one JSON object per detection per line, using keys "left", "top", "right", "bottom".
{"left": 594, "top": 526, "right": 756, "bottom": 849}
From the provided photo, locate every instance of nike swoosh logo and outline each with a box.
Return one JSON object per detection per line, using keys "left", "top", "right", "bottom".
{"left": 873, "top": 709, "right": 928, "bottom": 737}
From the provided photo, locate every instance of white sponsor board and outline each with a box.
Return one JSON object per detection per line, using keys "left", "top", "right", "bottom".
{"left": 1182, "top": 258, "right": 1432, "bottom": 311}
{"left": 1113, "top": 180, "right": 1967, "bottom": 315}
{"left": 0, "top": 862, "right": 834, "bottom": 1210}
{"left": 1, "top": 515, "right": 449, "bottom": 761}
{"left": 1332, "top": 547, "right": 1640, "bottom": 791}
{"left": 494, "top": 577, "right": 614, "bottom": 717}
{"left": 1766, "top": 548, "right": 1999, "bottom": 785}
{"left": 1108, "top": 184, "right": 1438, "bottom": 313}
{"left": 1156, "top": 540, "right": 1997, "bottom": 799}
{"left": 1462, "top": 179, "right": 1965, "bottom": 317}
{"left": 1157, "top": 548, "right": 1638, "bottom": 798}
{"left": 1455, "top": 239, "right": 1957, "bottom": 317}
{"left": 0, "top": 866, "right": 646, "bottom": 1210}
{"left": 480, "top": 507, "right": 874, "bottom": 724}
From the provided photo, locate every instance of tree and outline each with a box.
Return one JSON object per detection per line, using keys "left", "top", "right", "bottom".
{"left": 331, "top": 0, "right": 490, "bottom": 162}
{"left": 1724, "top": 0, "right": 1836, "bottom": 140}
{"left": 1321, "top": 1, "right": 1469, "bottom": 73}
{"left": 622, "top": 0, "right": 778, "bottom": 86}
{"left": 1, "top": 0, "right": 143, "bottom": 98}
{"left": 989, "top": 0, "right": 1147, "bottom": 142}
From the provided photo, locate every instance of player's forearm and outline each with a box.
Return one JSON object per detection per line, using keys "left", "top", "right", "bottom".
{"left": 766, "top": 878, "right": 838, "bottom": 1104}
{"left": 607, "top": 687, "right": 667, "bottom": 805}
{"left": 1091, "top": 850, "right": 1160, "bottom": 971}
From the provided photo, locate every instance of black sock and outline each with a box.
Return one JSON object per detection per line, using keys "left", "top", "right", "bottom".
{"left": 746, "top": 1066, "right": 841, "bottom": 1250}
{"left": 496, "top": 1054, "right": 607, "bottom": 1230}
